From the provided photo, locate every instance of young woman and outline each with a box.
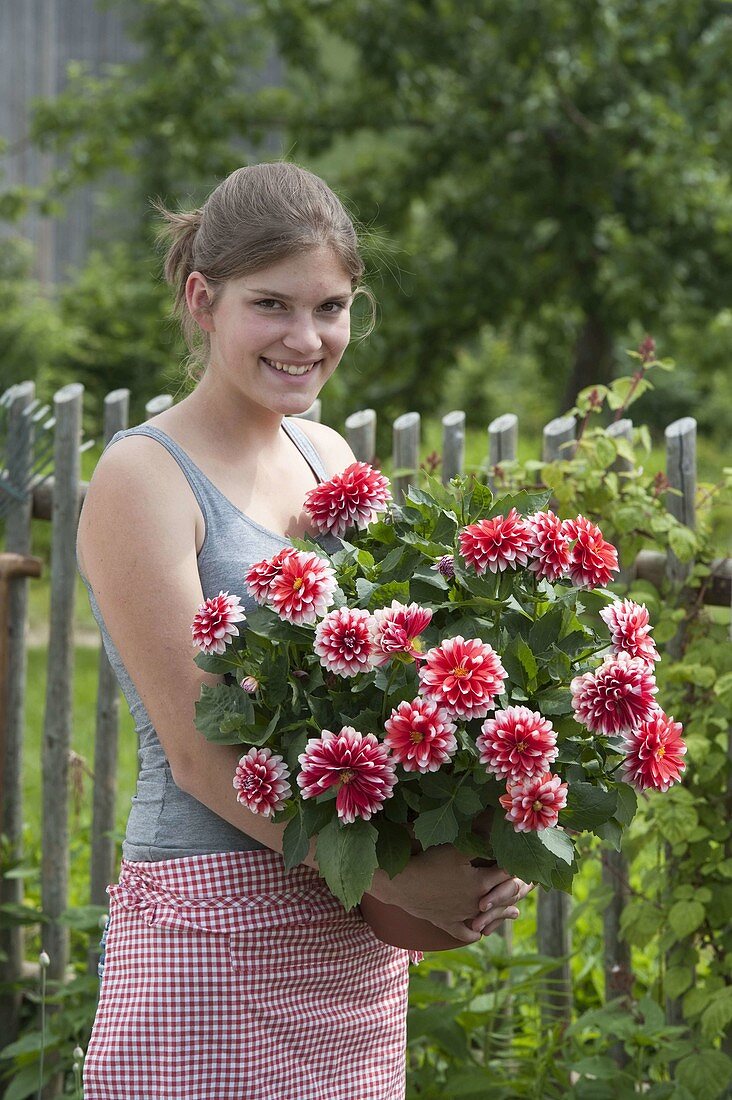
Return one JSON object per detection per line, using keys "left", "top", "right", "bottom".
{"left": 77, "top": 162, "right": 531, "bottom": 1100}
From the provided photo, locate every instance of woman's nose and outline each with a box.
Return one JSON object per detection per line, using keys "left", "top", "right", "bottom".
{"left": 282, "top": 313, "right": 324, "bottom": 355}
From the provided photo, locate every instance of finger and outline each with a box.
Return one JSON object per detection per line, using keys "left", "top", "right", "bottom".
{"left": 469, "top": 905, "right": 520, "bottom": 935}
{"left": 478, "top": 877, "right": 523, "bottom": 912}
{"left": 453, "top": 923, "right": 482, "bottom": 944}
{"left": 477, "top": 866, "right": 513, "bottom": 896}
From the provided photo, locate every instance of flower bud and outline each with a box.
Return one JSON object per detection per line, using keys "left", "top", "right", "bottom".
{"left": 39, "top": 951, "right": 50, "bottom": 968}
{"left": 73, "top": 1047, "right": 84, "bottom": 1062}
{"left": 240, "top": 676, "right": 259, "bottom": 694}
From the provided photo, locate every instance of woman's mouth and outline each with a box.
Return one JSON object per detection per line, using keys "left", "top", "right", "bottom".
{"left": 261, "top": 357, "right": 321, "bottom": 377}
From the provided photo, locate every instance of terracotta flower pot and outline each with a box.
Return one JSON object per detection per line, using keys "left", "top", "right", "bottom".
{"left": 359, "top": 809, "right": 495, "bottom": 952}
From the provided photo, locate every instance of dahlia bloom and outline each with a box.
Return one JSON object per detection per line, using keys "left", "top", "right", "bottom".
{"left": 477, "top": 706, "right": 558, "bottom": 781}
{"left": 571, "top": 652, "right": 658, "bottom": 736}
{"left": 314, "top": 607, "right": 373, "bottom": 677}
{"left": 384, "top": 697, "right": 457, "bottom": 773}
{"left": 418, "top": 635, "right": 507, "bottom": 720}
{"left": 297, "top": 727, "right": 397, "bottom": 824}
{"left": 562, "top": 515, "right": 619, "bottom": 588}
{"left": 233, "top": 747, "right": 292, "bottom": 816}
{"left": 600, "top": 598, "right": 660, "bottom": 666}
{"left": 304, "top": 462, "right": 391, "bottom": 537}
{"left": 432, "top": 555, "right": 456, "bottom": 579}
{"left": 499, "top": 771, "right": 568, "bottom": 832}
{"left": 268, "top": 550, "right": 337, "bottom": 625}
{"left": 525, "top": 510, "right": 572, "bottom": 582}
{"left": 369, "top": 600, "right": 433, "bottom": 665}
{"left": 244, "top": 547, "right": 298, "bottom": 605}
{"left": 191, "top": 591, "right": 246, "bottom": 655}
{"left": 622, "top": 710, "right": 687, "bottom": 792}
{"left": 458, "top": 508, "right": 532, "bottom": 574}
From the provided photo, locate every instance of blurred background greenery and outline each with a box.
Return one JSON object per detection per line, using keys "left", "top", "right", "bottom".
{"left": 1, "top": 0, "right": 731, "bottom": 459}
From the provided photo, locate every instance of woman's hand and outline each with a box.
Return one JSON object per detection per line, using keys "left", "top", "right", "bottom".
{"left": 371, "top": 843, "right": 520, "bottom": 944}
{"left": 470, "top": 877, "right": 535, "bottom": 937}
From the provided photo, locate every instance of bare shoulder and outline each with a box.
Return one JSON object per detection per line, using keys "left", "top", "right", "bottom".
{"left": 291, "top": 417, "right": 357, "bottom": 480}
{"left": 78, "top": 433, "right": 199, "bottom": 573}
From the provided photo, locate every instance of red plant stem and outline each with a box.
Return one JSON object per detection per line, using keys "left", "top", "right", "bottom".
{"left": 612, "top": 369, "right": 644, "bottom": 423}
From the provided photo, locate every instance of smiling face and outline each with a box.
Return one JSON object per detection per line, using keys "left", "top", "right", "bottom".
{"left": 186, "top": 245, "right": 354, "bottom": 418}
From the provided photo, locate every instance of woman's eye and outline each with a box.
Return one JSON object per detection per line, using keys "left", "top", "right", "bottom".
{"left": 254, "top": 299, "right": 282, "bottom": 310}
{"left": 319, "top": 301, "right": 347, "bottom": 314}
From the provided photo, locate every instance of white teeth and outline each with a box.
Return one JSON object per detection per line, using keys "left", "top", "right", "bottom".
{"left": 264, "top": 358, "right": 318, "bottom": 376}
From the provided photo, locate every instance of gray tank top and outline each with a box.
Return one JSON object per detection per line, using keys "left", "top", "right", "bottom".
{"left": 78, "top": 417, "right": 337, "bottom": 862}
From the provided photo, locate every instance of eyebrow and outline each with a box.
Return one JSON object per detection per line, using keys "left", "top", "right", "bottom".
{"left": 247, "top": 287, "right": 353, "bottom": 301}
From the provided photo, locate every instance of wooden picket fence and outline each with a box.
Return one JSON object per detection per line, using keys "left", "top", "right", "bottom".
{"left": 0, "top": 379, "right": 730, "bottom": 1057}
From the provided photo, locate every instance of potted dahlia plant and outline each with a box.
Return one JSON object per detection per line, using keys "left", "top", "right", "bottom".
{"left": 191, "top": 463, "right": 686, "bottom": 950}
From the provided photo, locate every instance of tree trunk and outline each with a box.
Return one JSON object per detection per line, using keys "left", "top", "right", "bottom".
{"left": 562, "top": 313, "right": 614, "bottom": 411}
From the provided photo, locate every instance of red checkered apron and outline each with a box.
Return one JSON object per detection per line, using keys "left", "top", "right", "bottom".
{"left": 83, "top": 849, "right": 417, "bottom": 1099}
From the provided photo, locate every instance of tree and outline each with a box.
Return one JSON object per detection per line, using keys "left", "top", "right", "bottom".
{"left": 264, "top": 0, "right": 732, "bottom": 410}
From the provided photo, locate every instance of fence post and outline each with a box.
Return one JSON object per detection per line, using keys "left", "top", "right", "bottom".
{"left": 663, "top": 417, "right": 697, "bottom": 1031}
{"left": 41, "top": 386, "right": 84, "bottom": 985}
{"left": 535, "top": 412, "right": 576, "bottom": 1029}
{"left": 144, "top": 394, "right": 173, "bottom": 419}
{"left": 487, "top": 413, "right": 518, "bottom": 493}
{"left": 0, "top": 383, "right": 38, "bottom": 1048}
{"left": 345, "top": 409, "right": 377, "bottom": 465}
{"left": 392, "top": 412, "right": 420, "bottom": 503}
{"left": 441, "top": 411, "right": 465, "bottom": 483}
{"left": 87, "top": 392, "right": 129, "bottom": 972}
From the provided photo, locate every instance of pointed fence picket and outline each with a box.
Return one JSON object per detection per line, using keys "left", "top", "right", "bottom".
{"left": 0, "top": 382, "right": 730, "bottom": 1070}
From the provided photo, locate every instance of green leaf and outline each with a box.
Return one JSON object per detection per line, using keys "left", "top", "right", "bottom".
{"left": 195, "top": 684, "right": 254, "bottom": 744}
{"left": 668, "top": 900, "right": 706, "bottom": 940}
{"left": 675, "top": 1052, "right": 732, "bottom": 1100}
{"left": 413, "top": 803, "right": 459, "bottom": 849}
{"left": 375, "top": 818, "right": 412, "bottom": 879}
{"left": 454, "top": 785, "right": 484, "bottom": 817}
{"left": 614, "top": 784, "right": 638, "bottom": 826}
{"left": 282, "top": 808, "right": 310, "bottom": 871}
{"left": 194, "top": 650, "right": 237, "bottom": 674}
{"left": 668, "top": 525, "right": 696, "bottom": 563}
{"left": 529, "top": 606, "right": 566, "bottom": 657}
{"left": 490, "top": 812, "right": 559, "bottom": 888}
{"left": 653, "top": 796, "right": 698, "bottom": 846}
{"left": 537, "top": 827, "right": 574, "bottom": 864}
{"left": 665, "top": 965, "right": 694, "bottom": 1000}
{"left": 562, "top": 783, "right": 618, "bottom": 831}
{"left": 620, "top": 900, "right": 664, "bottom": 946}
{"left": 701, "top": 988, "right": 732, "bottom": 1043}
{"left": 534, "top": 686, "right": 573, "bottom": 715}
{"left": 315, "top": 817, "right": 378, "bottom": 911}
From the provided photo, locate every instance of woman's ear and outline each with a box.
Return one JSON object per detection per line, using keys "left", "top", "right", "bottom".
{"left": 185, "top": 271, "right": 216, "bottom": 333}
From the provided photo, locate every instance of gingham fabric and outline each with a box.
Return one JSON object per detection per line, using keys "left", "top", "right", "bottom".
{"left": 83, "top": 849, "right": 417, "bottom": 1099}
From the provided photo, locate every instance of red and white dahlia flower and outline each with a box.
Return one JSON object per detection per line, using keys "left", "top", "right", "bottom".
{"left": 233, "top": 747, "right": 292, "bottom": 816}
{"left": 600, "top": 598, "right": 660, "bottom": 666}
{"left": 562, "top": 515, "right": 619, "bottom": 588}
{"left": 244, "top": 547, "right": 297, "bottom": 605}
{"left": 384, "top": 697, "right": 457, "bottom": 773}
{"left": 621, "top": 710, "right": 687, "bottom": 792}
{"left": 191, "top": 591, "right": 246, "bottom": 655}
{"left": 571, "top": 652, "right": 658, "bottom": 736}
{"left": 499, "top": 771, "right": 569, "bottom": 832}
{"left": 297, "top": 726, "right": 397, "bottom": 824}
{"left": 268, "top": 550, "right": 337, "bottom": 625}
{"left": 458, "top": 508, "right": 532, "bottom": 575}
{"left": 477, "top": 706, "right": 558, "bottom": 782}
{"left": 418, "top": 635, "right": 507, "bottom": 720}
{"left": 314, "top": 607, "right": 373, "bottom": 676}
{"left": 304, "top": 461, "right": 391, "bottom": 537}
{"left": 525, "top": 510, "right": 572, "bottom": 582}
{"left": 369, "top": 600, "right": 433, "bottom": 665}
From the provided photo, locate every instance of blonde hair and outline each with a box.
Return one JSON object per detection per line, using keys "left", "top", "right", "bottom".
{"left": 154, "top": 162, "right": 375, "bottom": 381}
